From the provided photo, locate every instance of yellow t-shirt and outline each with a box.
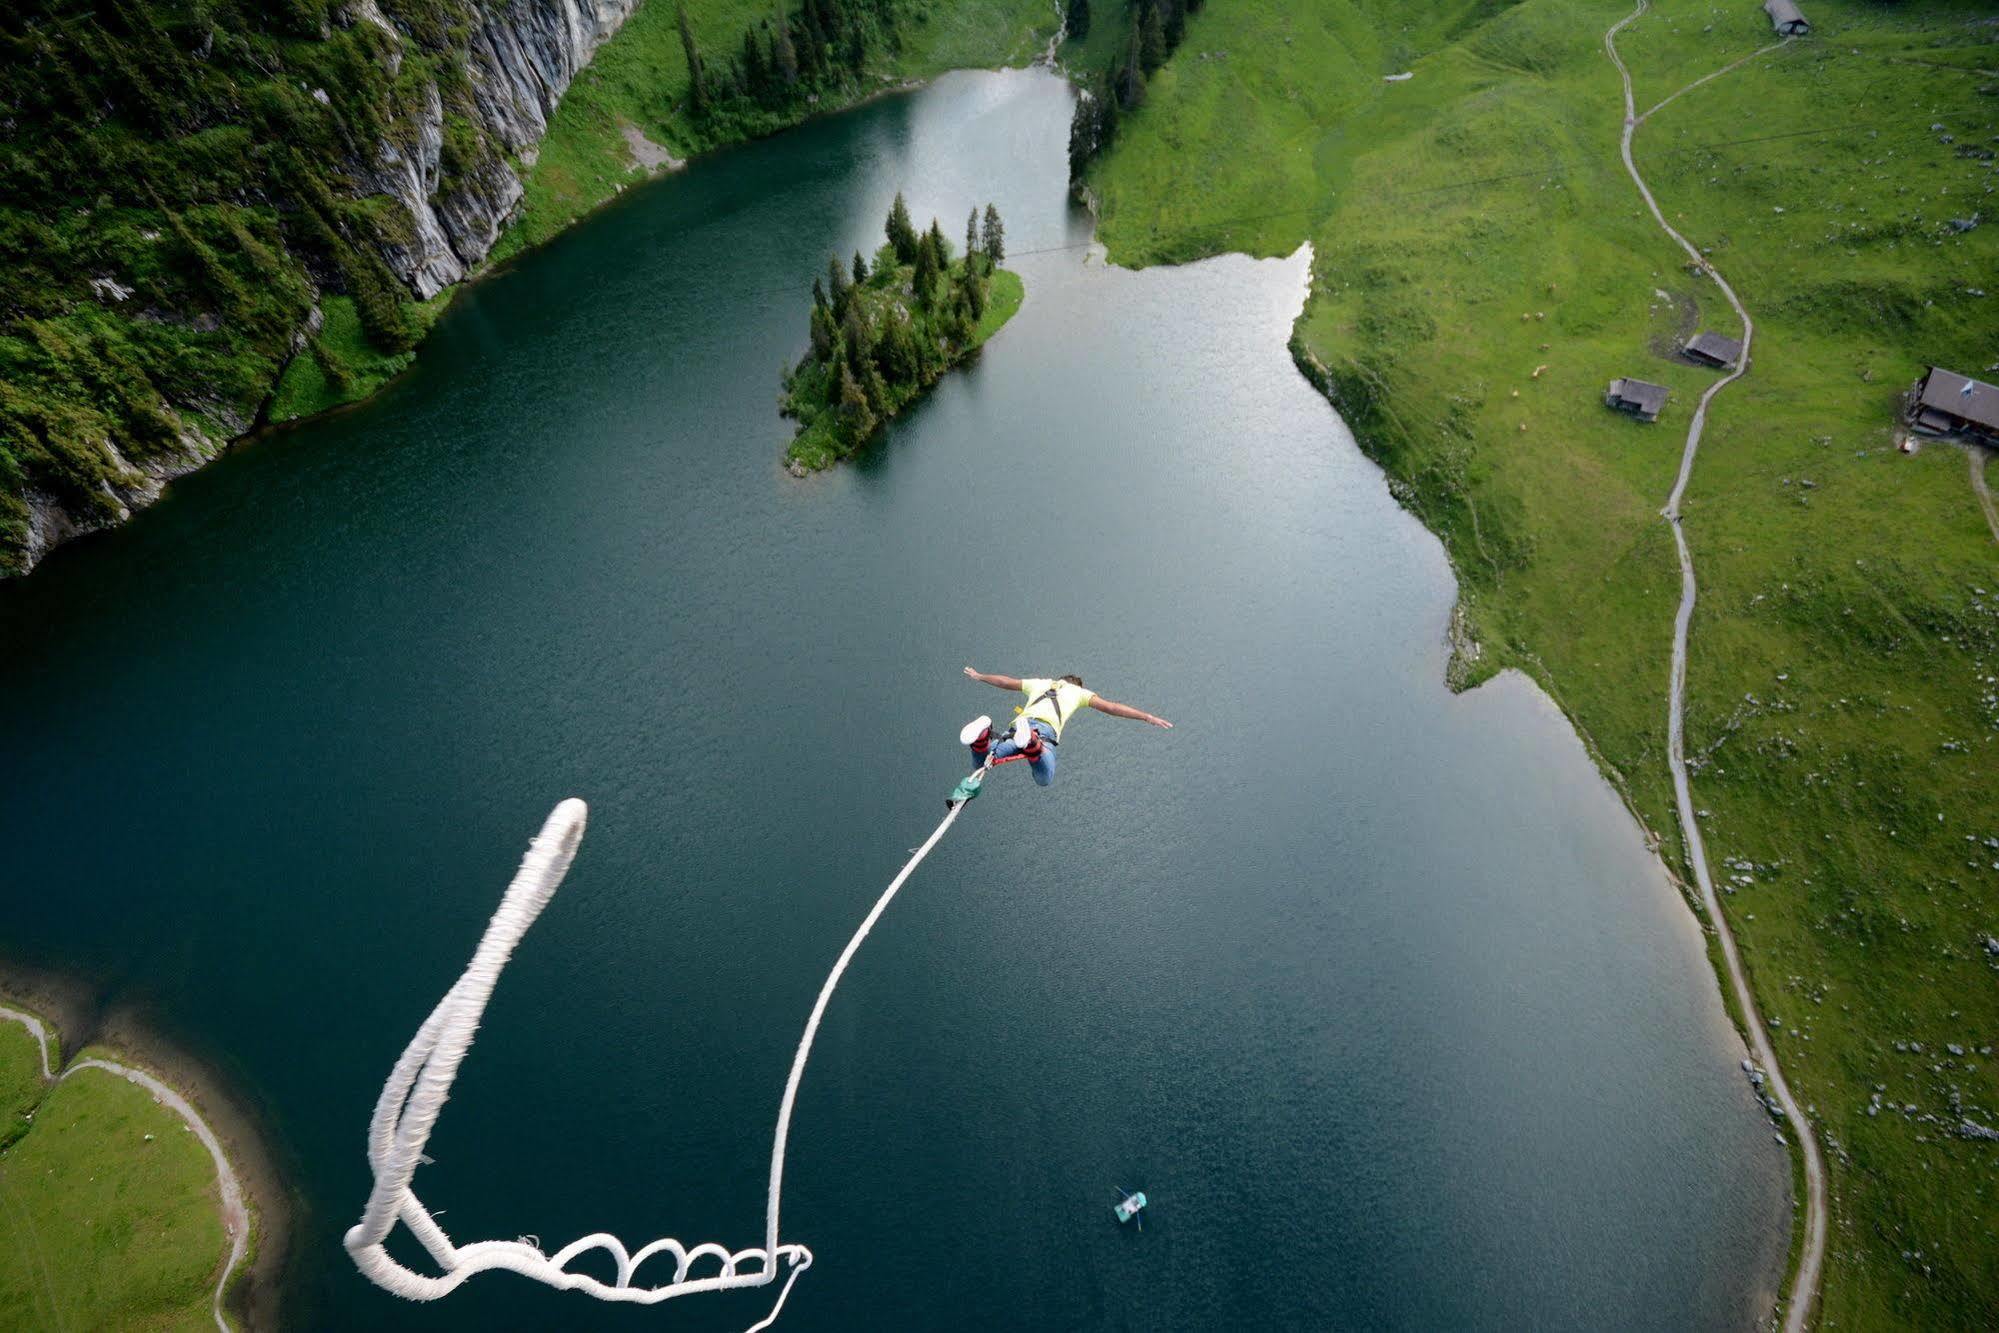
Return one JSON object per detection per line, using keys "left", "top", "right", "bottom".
{"left": 1019, "top": 678, "right": 1095, "bottom": 741}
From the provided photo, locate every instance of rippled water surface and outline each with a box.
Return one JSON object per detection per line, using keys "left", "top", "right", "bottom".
{"left": 0, "top": 68, "right": 1787, "bottom": 1330}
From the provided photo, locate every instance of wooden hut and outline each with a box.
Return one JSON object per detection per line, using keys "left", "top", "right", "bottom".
{"left": 1606, "top": 378, "right": 1669, "bottom": 423}
{"left": 1685, "top": 331, "right": 1744, "bottom": 369}
{"left": 1909, "top": 367, "right": 1999, "bottom": 443}
{"left": 1763, "top": 0, "right": 1810, "bottom": 36}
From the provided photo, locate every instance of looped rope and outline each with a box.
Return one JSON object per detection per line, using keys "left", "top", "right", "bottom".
{"left": 348, "top": 792, "right": 970, "bottom": 1330}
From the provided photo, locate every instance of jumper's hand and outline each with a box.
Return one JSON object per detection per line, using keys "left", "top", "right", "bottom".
{"left": 963, "top": 666, "right": 980, "bottom": 679}
{"left": 1152, "top": 717, "right": 1174, "bottom": 729}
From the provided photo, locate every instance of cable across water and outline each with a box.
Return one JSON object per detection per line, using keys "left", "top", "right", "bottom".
{"left": 346, "top": 793, "right": 971, "bottom": 1329}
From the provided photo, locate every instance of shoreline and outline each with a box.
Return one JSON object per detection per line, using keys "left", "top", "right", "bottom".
{"left": 1107, "top": 154, "right": 1801, "bottom": 1333}
{"left": 0, "top": 970, "right": 287, "bottom": 1331}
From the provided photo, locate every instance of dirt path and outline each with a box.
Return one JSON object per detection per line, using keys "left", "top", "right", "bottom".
{"left": 1603, "top": 8, "right": 1827, "bottom": 1331}
{"left": 1969, "top": 445, "right": 1999, "bottom": 545}
{"left": 0, "top": 1004, "right": 248, "bottom": 1333}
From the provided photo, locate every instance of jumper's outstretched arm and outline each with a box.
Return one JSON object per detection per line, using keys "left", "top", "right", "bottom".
{"left": 1089, "top": 695, "right": 1173, "bottom": 729}
{"left": 963, "top": 666, "right": 1023, "bottom": 691}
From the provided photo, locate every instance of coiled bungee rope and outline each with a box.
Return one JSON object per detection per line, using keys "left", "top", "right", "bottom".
{"left": 347, "top": 790, "right": 973, "bottom": 1330}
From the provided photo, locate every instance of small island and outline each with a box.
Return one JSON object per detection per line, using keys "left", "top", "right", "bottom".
{"left": 782, "top": 194, "right": 1022, "bottom": 471}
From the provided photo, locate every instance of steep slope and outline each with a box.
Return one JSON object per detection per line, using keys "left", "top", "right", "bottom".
{"left": 0, "top": 0, "right": 640, "bottom": 575}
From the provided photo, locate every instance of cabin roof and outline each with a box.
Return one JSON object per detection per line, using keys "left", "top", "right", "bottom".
{"left": 1686, "top": 331, "right": 1743, "bottom": 365}
{"left": 1609, "top": 378, "right": 1670, "bottom": 414}
{"left": 1918, "top": 367, "right": 1999, "bottom": 433}
{"left": 1764, "top": 0, "right": 1809, "bottom": 31}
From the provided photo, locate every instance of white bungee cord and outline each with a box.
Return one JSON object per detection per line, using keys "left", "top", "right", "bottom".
{"left": 347, "top": 789, "right": 975, "bottom": 1328}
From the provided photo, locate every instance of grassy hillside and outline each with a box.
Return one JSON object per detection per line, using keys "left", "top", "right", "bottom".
{"left": 0, "top": 1024, "right": 231, "bottom": 1330}
{"left": 1078, "top": 0, "right": 1999, "bottom": 1326}
{"left": 0, "top": 0, "right": 438, "bottom": 574}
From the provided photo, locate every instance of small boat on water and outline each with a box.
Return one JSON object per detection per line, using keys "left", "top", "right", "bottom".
{"left": 1113, "top": 1188, "right": 1148, "bottom": 1228}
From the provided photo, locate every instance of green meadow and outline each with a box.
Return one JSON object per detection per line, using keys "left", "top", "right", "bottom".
{"left": 269, "top": 292, "right": 455, "bottom": 425}
{"left": 0, "top": 1021, "right": 233, "bottom": 1331}
{"left": 1079, "top": 0, "right": 1999, "bottom": 1325}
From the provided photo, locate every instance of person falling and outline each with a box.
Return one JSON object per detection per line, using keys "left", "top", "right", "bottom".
{"left": 948, "top": 667, "right": 1172, "bottom": 808}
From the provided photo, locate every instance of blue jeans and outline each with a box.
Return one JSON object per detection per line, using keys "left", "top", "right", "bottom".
{"left": 979, "top": 719, "right": 1058, "bottom": 786}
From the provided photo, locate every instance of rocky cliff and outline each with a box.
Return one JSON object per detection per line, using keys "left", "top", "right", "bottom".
{"left": 357, "top": 0, "right": 640, "bottom": 297}
{"left": 0, "top": 0, "right": 642, "bottom": 577}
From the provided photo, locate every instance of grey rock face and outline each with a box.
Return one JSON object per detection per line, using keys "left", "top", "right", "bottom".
{"left": 360, "top": 0, "right": 640, "bottom": 297}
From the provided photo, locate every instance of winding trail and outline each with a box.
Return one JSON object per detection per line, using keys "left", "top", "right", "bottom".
{"left": 0, "top": 1003, "right": 249, "bottom": 1333}
{"left": 1968, "top": 445, "right": 1999, "bottom": 546}
{"left": 1602, "top": 7, "right": 1826, "bottom": 1330}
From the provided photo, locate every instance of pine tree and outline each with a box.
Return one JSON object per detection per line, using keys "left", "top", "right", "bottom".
{"left": 811, "top": 276, "right": 826, "bottom": 310}
{"left": 879, "top": 314, "right": 919, "bottom": 382}
{"left": 1065, "top": 0, "right": 1091, "bottom": 40}
{"left": 860, "top": 354, "right": 890, "bottom": 414}
{"left": 912, "top": 231, "right": 940, "bottom": 307}
{"left": 827, "top": 254, "right": 850, "bottom": 319}
{"left": 841, "top": 302, "right": 872, "bottom": 360}
{"left": 741, "top": 27, "right": 767, "bottom": 98}
{"left": 825, "top": 347, "right": 847, "bottom": 405}
{"left": 961, "top": 262, "right": 987, "bottom": 320}
{"left": 925, "top": 217, "right": 949, "bottom": 270}
{"left": 798, "top": 13, "right": 823, "bottom": 80}
{"left": 944, "top": 300, "right": 974, "bottom": 346}
{"left": 851, "top": 250, "right": 869, "bottom": 284}
{"left": 1139, "top": 1, "right": 1165, "bottom": 74}
{"left": 837, "top": 355, "right": 876, "bottom": 442}
{"left": 772, "top": 8, "right": 799, "bottom": 86}
{"left": 1163, "top": 0, "right": 1185, "bottom": 52}
{"left": 1067, "top": 94, "right": 1100, "bottom": 182}
{"left": 809, "top": 303, "right": 836, "bottom": 360}
{"left": 1118, "top": 27, "right": 1146, "bottom": 110}
{"left": 981, "top": 203, "right": 1005, "bottom": 267}
{"left": 965, "top": 207, "right": 981, "bottom": 275}
{"left": 677, "top": 4, "right": 707, "bottom": 115}
{"left": 885, "top": 191, "right": 918, "bottom": 263}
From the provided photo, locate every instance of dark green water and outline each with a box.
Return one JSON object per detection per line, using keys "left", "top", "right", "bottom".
{"left": 0, "top": 69, "right": 1787, "bottom": 1330}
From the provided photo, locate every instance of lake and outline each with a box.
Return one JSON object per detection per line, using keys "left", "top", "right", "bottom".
{"left": 0, "top": 67, "right": 1787, "bottom": 1330}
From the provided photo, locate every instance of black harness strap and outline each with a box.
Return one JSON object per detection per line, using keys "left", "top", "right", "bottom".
{"left": 1029, "top": 684, "right": 1065, "bottom": 727}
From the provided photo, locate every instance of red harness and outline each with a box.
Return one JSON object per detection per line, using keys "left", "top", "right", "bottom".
{"left": 971, "top": 728, "right": 1045, "bottom": 766}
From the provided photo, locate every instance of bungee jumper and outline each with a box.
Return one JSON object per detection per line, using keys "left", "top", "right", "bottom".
{"left": 947, "top": 667, "right": 1173, "bottom": 807}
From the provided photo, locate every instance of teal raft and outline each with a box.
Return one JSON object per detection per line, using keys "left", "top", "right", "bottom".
{"left": 1114, "top": 1189, "right": 1147, "bottom": 1226}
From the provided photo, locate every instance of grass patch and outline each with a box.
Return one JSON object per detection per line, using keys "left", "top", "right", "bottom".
{"left": 267, "top": 291, "right": 454, "bottom": 424}
{"left": 0, "top": 1029, "right": 229, "bottom": 1331}
{"left": 1084, "top": 0, "right": 1999, "bottom": 1325}
{"left": 0, "top": 1023, "right": 45, "bottom": 1153}
{"left": 974, "top": 264, "right": 1026, "bottom": 340}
